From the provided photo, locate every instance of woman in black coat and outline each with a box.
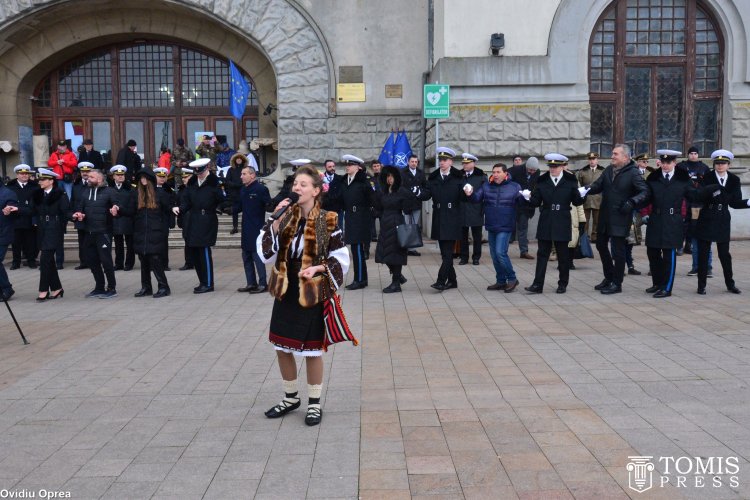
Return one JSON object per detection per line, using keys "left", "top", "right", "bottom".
{"left": 225, "top": 153, "right": 247, "bottom": 232}
{"left": 127, "top": 168, "right": 172, "bottom": 297}
{"left": 374, "top": 166, "right": 416, "bottom": 293}
{"left": 33, "top": 169, "right": 71, "bottom": 301}
{"left": 340, "top": 159, "right": 374, "bottom": 290}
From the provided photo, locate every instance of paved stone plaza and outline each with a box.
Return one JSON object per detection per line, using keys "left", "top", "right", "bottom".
{"left": 1, "top": 242, "right": 750, "bottom": 499}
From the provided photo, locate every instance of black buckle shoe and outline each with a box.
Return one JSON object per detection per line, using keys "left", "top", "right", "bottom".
{"left": 305, "top": 405, "right": 322, "bottom": 426}
{"left": 265, "top": 398, "right": 301, "bottom": 418}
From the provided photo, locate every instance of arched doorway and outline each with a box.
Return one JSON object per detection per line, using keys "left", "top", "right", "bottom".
{"left": 32, "top": 41, "right": 261, "bottom": 168}
{"left": 589, "top": 0, "right": 723, "bottom": 157}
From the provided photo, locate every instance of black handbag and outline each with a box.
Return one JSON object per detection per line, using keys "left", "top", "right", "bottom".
{"left": 396, "top": 223, "right": 423, "bottom": 249}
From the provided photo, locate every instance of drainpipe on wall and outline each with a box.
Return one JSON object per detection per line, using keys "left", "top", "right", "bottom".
{"left": 421, "top": 0, "right": 434, "bottom": 170}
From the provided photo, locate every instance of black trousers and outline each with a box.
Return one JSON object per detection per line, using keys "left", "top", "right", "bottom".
{"left": 77, "top": 229, "right": 86, "bottom": 265}
{"left": 534, "top": 240, "right": 570, "bottom": 288}
{"left": 460, "top": 226, "right": 483, "bottom": 261}
{"left": 183, "top": 245, "right": 194, "bottom": 267}
{"left": 387, "top": 264, "right": 402, "bottom": 282}
{"left": 114, "top": 234, "right": 135, "bottom": 268}
{"left": 139, "top": 253, "right": 169, "bottom": 291}
{"left": 38, "top": 249, "right": 62, "bottom": 292}
{"left": 190, "top": 246, "right": 214, "bottom": 287}
{"left": 596, "top": 233, "right": 627, "bottom": 285}
{"left": 698, "top": 239, "right": 733, "bottom": 290}
{"left": 85, "top": 232, "right": 116, "bottom": 291}
{"left": 437, "top": 240, "right": 457, "bottom": 285}
{"left": 350, "top": 243, "right": 368, "bottom": 282}
{"left": 12, "top": 227, "right": 37, "bottom": 264}
{"left": 647, "top": 247, "right": 677, "bottom": 292}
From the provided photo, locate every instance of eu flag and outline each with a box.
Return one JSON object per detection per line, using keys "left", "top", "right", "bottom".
{"left": 378, "top": 132, "right": 395, "bottom": 166}
{"left": 229, "top": 60, "right": 249, "bottom": 120}
{"left": 393, "top": 131, "right": 413, "bottom": 167}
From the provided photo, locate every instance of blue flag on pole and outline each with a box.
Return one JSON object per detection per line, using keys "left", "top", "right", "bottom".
{"left": 378, "top": 132, "right": 395, "bottom": 166}
{"left": 229, "top": 60, "right": 249, "bottom": 120}
{"left": 393, "top": 131, "right": 413, "bottom": 167}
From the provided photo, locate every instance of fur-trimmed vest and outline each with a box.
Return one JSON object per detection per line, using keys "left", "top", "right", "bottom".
{"left": 268, "top": 204, "right": 338, "bottom": 307}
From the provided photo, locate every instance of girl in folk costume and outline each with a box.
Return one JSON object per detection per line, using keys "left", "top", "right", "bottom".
{"left": 257, "top": 164, "right": 350, "bottom": 426}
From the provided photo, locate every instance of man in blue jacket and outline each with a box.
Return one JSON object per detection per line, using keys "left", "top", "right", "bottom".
{"left": 234, "top": 166, "right": 271, "bottom": 293}
{"left": 0, "top": 183, "right": 19, "bottom": 299}
{"left": 465, "top": 163, "right": 525, "bottom": 293}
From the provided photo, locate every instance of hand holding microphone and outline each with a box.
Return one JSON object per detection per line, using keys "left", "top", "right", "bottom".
{"left": 270, "top": 192, "right": 300, "bottom": 232}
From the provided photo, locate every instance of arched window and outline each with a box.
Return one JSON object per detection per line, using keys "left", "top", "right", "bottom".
{"left": 589, "top": 0, "right": 723, "bottom": 157}
{"left": 33, "top": 41, "right": 261, "bottom": 166}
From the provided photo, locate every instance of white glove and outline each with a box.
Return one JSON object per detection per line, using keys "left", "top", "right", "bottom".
{"left": 747, "top": 199, "right": 750, "bottom": 207}
{"left": 411, "top": 186, "right": 421, "bottom": 197}
{"left": 520, "top": 189, "right": 531, "bottom": 201}
{"left": 578, "top": 186, "right": 590, "bottom": 197}
{"left": 172, "top": 207, "right": 180, "bottom": 216}
{"left": 463, "top": 184, "right": 473, "bottom": 195}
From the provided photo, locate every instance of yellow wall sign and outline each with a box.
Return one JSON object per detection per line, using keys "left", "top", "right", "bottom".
{"left": 337, "top": 83, "right": 366, "bottom": 102}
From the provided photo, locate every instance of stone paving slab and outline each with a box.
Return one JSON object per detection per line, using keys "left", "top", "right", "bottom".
{"left": 0, "top": 243, "right": 749, "bottom": 498}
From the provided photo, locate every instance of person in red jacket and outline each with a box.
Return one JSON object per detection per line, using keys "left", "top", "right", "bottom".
{"left": 47, "top": 140, "right": 78, "bottom": 199}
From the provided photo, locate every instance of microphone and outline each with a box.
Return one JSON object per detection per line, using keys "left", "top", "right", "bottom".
{"left": 270, "top": 192, "right": 300, "bottom": 220}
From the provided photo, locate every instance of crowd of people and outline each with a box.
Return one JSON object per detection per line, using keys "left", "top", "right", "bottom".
{"left": 1, "top": 138, "right": 748, "bottom": 426}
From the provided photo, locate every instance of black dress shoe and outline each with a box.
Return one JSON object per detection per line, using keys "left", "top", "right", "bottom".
{"left": 443, "top": 281, "right": 458, "bottom": 290}
{"left": 407, "top": 250, "right": 421, "bottom": 256}
{"left": 628, "top": 267, "right": 641, "bottom": 275}
{"left": 653, "top": 290, "right": 671, "bottom": 298}
{"left": 124, "top": 266, "right": 133, "bottom": 271}
{"left": 458, "top": 259, "right": 468, "bottom": 265}
{"left": 153, "top": 288, "right": 171, "bottom": 298}
{"left": 9, "top": 263, "right": 20, "bottom": 270}
{"left": 193, "top": 285, "right": 214, "bottom": 294}
{"left": 487, "top": 283, "right": 506, "bottom": 291}
{"left": 524, "top": 284, "right": 543, "bottom": 294}
{"left": 56, "top": 264, "right": 64, "bottom": 270}
{"left": 382, "top": 282, "right": 401, "bottom": 293}
{"left": 600, "top": 283, "right": 622, "bottom": 294}
{"left": 179, "top": 264, "right": 194, "bottom": 271}
{"left": 134, "top": 288, "right": 153, "bottom": 297}
{"left": 237, "top": 285, "right": 258, "bottom": 292}
{"left": 728, "top": 286, "right": 742, "bottom": 294}
{"left": 556, "top": 285, "right": 566, "bottom": 294}
{"left": 430, "top": 282, "right": 446, "bottom": 291}
{"left": 645, "top": 285, "right": 660, "bottom": 294}
{"left": 74, "top": 264, "right": 89, "bottom": 270}
{"left": 164, "top": 267, "right": 171, "bottom": 272}
{"left": 472, "top": 259, "right": 480, "bottom": 265}
{"left": 114, "top": 265, "right": 124, "bottom": 271}
{"left": 345, "top": 281, "right": 367, "bottom": 290}
{"left": 27, "top": 262, "right": 37, "bottom": 269}
{"left": 594, "top": 279, "right": 612, "bottom": 290}
{"left": 569, "top": 263, "right": 576, "bottom": 270}
{"left": 697, "top": 287, "right": 706, "bottom": 295}
{"left": 249, "top": 286, "right": 268, "bottom": 294}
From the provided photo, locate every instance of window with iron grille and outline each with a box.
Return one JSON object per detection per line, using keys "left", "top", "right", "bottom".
{"left": 58, "top": 51, "right": 112, "bottom": 108}
{"left": 119, "top": 45, "right": 174, "bottom": 108}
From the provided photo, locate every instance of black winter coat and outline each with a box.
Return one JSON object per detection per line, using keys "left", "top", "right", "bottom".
{"left": 269, "top": 174, "right": 295, "bottom": 211}
{"left": 340, "top": 170, "right": 374, "bottom": 245}
{"left": 176, "top": 185, "right": 190, "bottom": 237}
{"left": 374, "top": 167, "right": 415, "bottom": 266}
{"left": 459, "top": 168, "right": 487, "bottom": 227}
{"left": 115, "top": 147, "right": 143, "bottom": 183}
{"left": 694, "top": 171, "right": 750, "bottom": 243}
{"left": 77, "top": 185, "right": 118, "bottom": 234}
{"left": 109, "top": 182, "right": 134, "bottom": 235}
{"left": 78, "top": 149, "right": 104, "bottom": 171}
{"left": 126, "top": 185, "right": 172, "bottom": 256}
{"left": 529, "top": 171, "right": 584, "bottom": 242}
{"left": 321, "top": 173, "right": 344, "bottom": 212}
{"left": 179, "top": 173, "right": 225, "bottom": 247}
{"left": 32, "top": 188, "right": 70, "bottom": 251}
{"left": 509, "top": 164, "right": 539, "bottom": 217}
{"left": 222, "top": 163, "right": 244, "bottom": 204}
{"left": 71, "top": 179, "right": 90, "bottom": 230}
{"left": 156, "top": 185, "right": 176, "bottom": 230}
{"left": 400, "top": 168, "right": 427, "bottom": 211}
{"left": 644, "top": 168, "right": 697, "bottom": 249}
{"left": 587, "top": 160, "right": 650, "bottom": 238}
{"left": 425, "top": 167, "right": 465, "bottom": 241}
{"left": 6, "top": 180, "right": 38, "bottom": 229}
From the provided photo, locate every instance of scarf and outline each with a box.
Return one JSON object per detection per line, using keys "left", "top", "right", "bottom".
{"left": 268, "top": 203, "right": 336, "bottom": 305}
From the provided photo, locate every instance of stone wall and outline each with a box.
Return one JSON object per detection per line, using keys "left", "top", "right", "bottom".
{"left": 424, "top": 103, "right": 591, "bottom": 163}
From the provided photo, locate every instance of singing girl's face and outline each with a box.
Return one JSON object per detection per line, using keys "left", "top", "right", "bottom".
{"left": 292, "top": 173, "right": 321, "bottom": 205}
